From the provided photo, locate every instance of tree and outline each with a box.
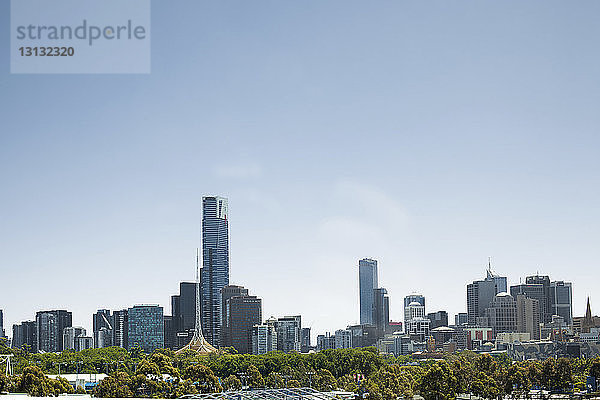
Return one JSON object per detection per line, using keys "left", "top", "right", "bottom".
{"left": 222, "top": 375, "right": 242, "bottom": 391}
{"left": 94, "top": 371, "right": 134, "bottom": 398}
{"left": 504, "top": 364, "right": 530, "bottom": 397}
{"left": 418, "top": 360, "right": 459, "bottom": 400}
{"left": 315, "top": 368, "right": 337, "bottom": 391}
{"left": 266, "top": 372, "right": 285, "bottom": 388}
{"left": 246, "top": 365, "right": 265, "bottom": 388}
{"left": 136, "top": 359, "right": 161, "bottom": 378}
{"left": 184, "top": 364, "right": 222, "bottom": 393}
{"left": 471, "top": 372, "right": 500, "bottom": 400}
{"left": 16, "top": 366, "right": 54, "bottom": 396}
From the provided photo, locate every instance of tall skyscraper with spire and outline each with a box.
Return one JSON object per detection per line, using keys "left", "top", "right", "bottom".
{"left": 201, "top": 196, "right": 230, "bottom": 346}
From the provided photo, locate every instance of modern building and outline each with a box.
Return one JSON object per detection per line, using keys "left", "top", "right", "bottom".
{"left": 335, "top": 329, "right": 352, "bottom": 349}
{"left": 36, "top": 310, "right": 72, "bottom": 353}
{"left": 347, "top": 324, "right": 379, "bottom": 348}
{"left": 220, "top": 285, "right": 249, "bottom": 347}
{"left": 223, "top": 294, "right": 262, "bottom": 354}
{"left": 359, "top": 258, "right": 378, "bottom": 325}
{"left": 170, "top": 281, "right": 200, "bottom": 349}
{"left": 11, "top": 321, "right": 36, "bottom": 351}
{"left": 404, "top": 294, "right": 425, "bottom": 327}
{"left": 454, "top": 313, "right": 468, "bottom": 327}
{"left": 427, "top": 311, "right": 449, "bottom": 329}
{"left": 525, "top": 275, "right": 552, "bottom": 323}
{"left": 511, "top": 282, "right": 548, "bottom": 324}
{"left": 485, "top": 293, "right": 517, "bottom": 338}
{"left": 252, "top": 323, "right": 277, "bottom": 355}
{"left": 75, "top": 336, "right": 94, "bottom": 351}
{"left": 201, "top": 196, "right": 230, "bottom": 346}
{"left": 373, "top": 288, "right": 389, "bottom": 337}
{"left": 467, "top": 264, "right": 507, "bottom": 325}
{"left": 275, "top": 315, "right": 301, "bottom": 353}
{"left": 112, "top": 309, "right": 128, "bottom": 349}
{"left": 127, "top": 305, "right": 164, "bottom": 353}
{"left": 301, "top": 327, "right": 311, "bottom": 353}
{"left": 550, "top": 281, "right": 573, "bottom": 325}
{"left": 316, "top": 332, "right": 336, "bottom": 351}
{"left": 406, "top": 317, "right": 430, "bottom": 341}
{"left": 516, "top": 294, "right": 541, "bottom": 340}
{"left": 63, "top": 327, "right": 86, "bottom": 351}
{"left": 163, "top": 315, "right": 175, "bottom": 350}
{"left": 0, "top": 310, "right": 4, "bottom": 339}
{"left": 92, "top": 310, "right": 113, "bottom": 348}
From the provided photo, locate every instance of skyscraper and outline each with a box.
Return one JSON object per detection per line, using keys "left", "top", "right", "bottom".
{"left": 550, "top": 281, "right": 573, "bottom": 325}
{"left": 516, "top": 294, "right": 540, "bottom": 340}
{"left": 510, "top": 282, "right": 548, "bottom": 323}
{"left": 93, "top": 310, "right": 113, "bottom": 348}
{"left": 36, "top": 310, "right": 72, "bottom": 353}
{"left": 112, "top": 309, "right": 128, "bottom": 349}
{"left": 275, "top": 315, "right": 302, "bottom": 353}
{"left": 301, "top": 327, "right": 311, "bottom": 353}
{"left": 373, "top": 288, "right": 390, "bottom": 337}
{"left": 12, "top": 321, "right": 36, "bottom": 351}
{"left": 201, "top": 196, "right": 230, "bottom": 346}
{"left": 127, "top": 305, "right": 164, "bottom": 353}
{"left": 359, "top": 258, "right": 378, "bottom": 325}
{"left": 221, "top": 285, "right": 249, "bottom": 347}
{"left": 252, "top": 324, "right": 277, "bottom": 355}
{"left": 466, "top": 262, "right": 507, "bottom": 325}
{"left": 63, "top": 327, "right": 86, "bottom": 351}
{"left": 224, "top": 295, "right": 262, "bottom": 354}
{"left": 0, "top": 310, "right": 4, "bottom": 338}
{"left": 404, "top": 294, "right": 425, "bottom": 327}
{"left": 485, "top": 293, "right": 517, "bottom": 338}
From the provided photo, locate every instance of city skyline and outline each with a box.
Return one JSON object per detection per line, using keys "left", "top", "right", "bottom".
{"left": 2, "top": 1, "right": 600, "bottom": 342}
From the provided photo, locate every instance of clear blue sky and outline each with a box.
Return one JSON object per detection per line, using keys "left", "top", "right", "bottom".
{"left": 1, "top": 1, "right": 600, "bottom": 339}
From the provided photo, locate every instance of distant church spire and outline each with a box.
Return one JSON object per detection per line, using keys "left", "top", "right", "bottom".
{"left": 585, "top": 297, "right": 593, "bottom": 320}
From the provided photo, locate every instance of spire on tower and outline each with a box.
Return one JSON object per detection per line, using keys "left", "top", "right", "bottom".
{"left": 175, "top": 248, "right": 217, "bottom": 355}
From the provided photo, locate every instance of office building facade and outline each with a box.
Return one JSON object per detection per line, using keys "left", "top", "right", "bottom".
{"left": 359, "top": 258, "right": 378, "bottom": 325}
{"left": 550, "top": 281, "right": 573, "bottom": 325}
{"left": 112, "top": 309, "right": 128, "bottom": 349}
{"left": 373, "top": 288, "right": 390, "bottom": 337}
{"left": 127, "top": 305, "right": 164, "bottom": 353}
{"left": 63, "top": 326, "right": 86, "bottom": 351}
{"left": 220, "top": 285, "right": 249, "bottom": 347}
{"left": 301, "top": 327, "right": 311, "bottom": 353}
{"left": 404, "top": 294, "right": 425, "bottom": 327}
{"left": 201, "top": 196, "right": 230, "bottom": 346}
{"left": 93, "top": 310, "right": 114, "bottom": 348}
{"left": 516, "top": 294, "right": 540, "bottom": 340}
{"left": 485, "top": 293, "right": 517, "bottom": 337}
{"left": 427, "top": 311, "right": 449, "bottom": 329}
{"left": 223, "top": 294, "right": 262, "bottom": 354}
{"left": 467, "top": 267, "right": 507, "bottom": 325}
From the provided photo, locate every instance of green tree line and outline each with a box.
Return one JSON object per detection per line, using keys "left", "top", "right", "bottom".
{"left": 1, "top": 339, "right": 599, "bottom": 399}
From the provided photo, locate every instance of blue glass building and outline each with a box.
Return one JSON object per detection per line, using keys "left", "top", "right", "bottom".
{"left": 201, "top": 196, "right": 229, "bottom": 346}
{"left": 127, "top": 305, "right": 164, "bottom": 353}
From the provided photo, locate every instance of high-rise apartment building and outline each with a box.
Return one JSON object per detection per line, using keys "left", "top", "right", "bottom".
{"left": 93, "top": 310, "right": 113, "bottom": 348}
{"left": 201, "top": 196, "right": 230, "bottom": 346}
{"left": 112, "top": 309, "right": 128, "bottom": 349}
{"left": 467, "top": 265, "right": 507, "bottom": 325}
{"left": 516, "top": 294, "right": 540, "bottom": 340}
{"left": 334, "top": 329, "right": 352, "bottom": 349}
{"left": 316, "top": 332, "right": 336, "bottom": 351}
{"left": 12, "top": 321, "right": 36, "bottom": 351}
{"left": 127, "top": 305, "right": 164, "bottom": 353}
{"left": 359, "top": 258, "right": 378, "bottom": 325}
{"left": 63, "top": 327, "right": 86, "bottom": 351}
{"left": 36, "top": 310, "right": 72, "bottom": 353}
{"left": 223, "top": 294, "right": 262, "bottom": 354}
{"left": 275, "top": 315, "right": 302, "bottom": 353}
{"left": 252, "top": 324, "right": 277, "bottom": 355}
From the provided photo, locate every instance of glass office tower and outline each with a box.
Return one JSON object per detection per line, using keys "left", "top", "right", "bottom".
{"left": 201, "top": 196, "right": 230, "bottom": 346}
